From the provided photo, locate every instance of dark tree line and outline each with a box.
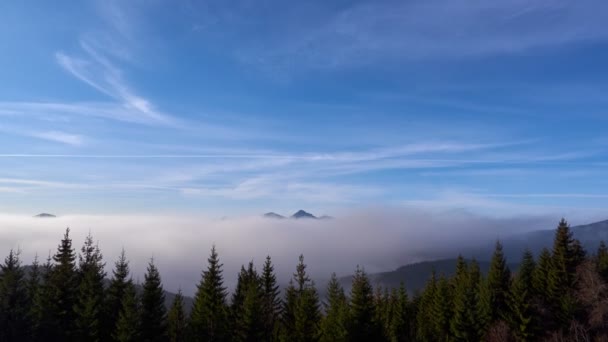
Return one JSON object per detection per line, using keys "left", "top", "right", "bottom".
{"left": 2, "top": 219, "right": 608, "bottom": 341}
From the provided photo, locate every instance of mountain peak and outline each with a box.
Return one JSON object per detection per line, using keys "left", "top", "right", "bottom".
{"left": 263, "top": 212, "right": 285, "bottom": 219}
{"left": 34, "top": 213, "right": 56, "bottom": 218}
{"left": 291, "top": 210, "right": 317, "bottom": 219}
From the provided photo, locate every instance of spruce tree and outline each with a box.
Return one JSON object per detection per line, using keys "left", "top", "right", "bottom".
{"left": 48, "top": 227, "right": 79, "bottom": 341}
{"left": 74, "top": 233, "right": 106, "bottom": 342}
{"left": 549, "top": 218, "right": 584, "bottom": 325}
{"left": 26, "top": 254, "right": 41, "bottom": 341}
{"left": 532, "top": 247, "right": 554, "bottom": 332}
{"left": 387, "top": 283, "right": 410, "bottom": 342}
{"left": 167, "top": 290, "right": 187, "bottom": 342}
{"left": 281, "top": 255, "right": 321, "bottom": 342}
{"left": 348, "top": 266, "right": 380, "bottom": 342}
{"left": 433, "top": 275, "right": 452, "bottom": 341}
{"left": 597, "top": 241, "right": 608, "bottom": 281}
{"left": 451, "top": 259, "right": 483, "bottom": 342}
{"left": 114, "top": 281, "right": 141, "bottom": 342}
{"left": 232, "top": 262, "right": 264, "bottom": 342}
{"left": 260, "top": 256, "right": 282, "bottom": 341}
{"left": 105, "top": 249, "right": 132, "bottom": 341}
{"left": 508, "top": 249, "right": 537, "bottom": 341}
{"left": 31, "top": 254, "right": 56, "bottom": 342}
{"left": 189, "top": 245, "right": 229, "bottom": 342}
{"left": 416, "top": 271, "right": 437, "bottom": 342}
{"left": 140, "top": 259, "right": 167, "bottom": 342}
{"left": 533, "top": 248, "right": 552, "bottom": 298}
{"left": 486, "top": 240, "right": 511, "bottom": 322}
{"left": 320, "top": 273, "right": 349, "bottom": 342}
{"left": 0, "top": 249, "right": 29, "bottom": 342}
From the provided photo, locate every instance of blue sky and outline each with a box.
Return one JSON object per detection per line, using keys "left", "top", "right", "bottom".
{"left": 1, "top": 0, "right": 607, "bottom": 217}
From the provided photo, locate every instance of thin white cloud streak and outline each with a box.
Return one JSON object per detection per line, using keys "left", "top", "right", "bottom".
{"left": 55, "top": 48, "right": 174, "bottom": 126}
{"left": 0, "top": 123, "right": 85, "bottom": 146}
{"left": 0, "top": 101, "right": 169, "bottom": 126}
{"left": 28, "top": 131, "right": 85, "bottom": 146}
{"left": 0, "top": 210, "right": 556, "bottom": 295}
{"left": 487, "top": 193, "right": 608, "bottom": 199}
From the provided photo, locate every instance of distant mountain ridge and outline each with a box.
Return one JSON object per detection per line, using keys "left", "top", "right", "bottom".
{"left": 474, "top": 218, "right": 608, "bottom": 261}
{"left": 34, "top": 213, "right": 56, "bottom": 218}
{"left": 344, "top": 218, "right": 608, "bottom": 294}
{"left": 262, "top": 210, "right": 333, "bottom": 220}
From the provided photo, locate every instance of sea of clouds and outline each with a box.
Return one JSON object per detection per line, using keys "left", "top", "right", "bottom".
{"left": 0, "top": 208, "right": 555, "bottom": 296}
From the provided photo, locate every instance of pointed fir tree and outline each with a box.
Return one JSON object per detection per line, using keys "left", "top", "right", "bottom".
{"left": 26, "top": 254, "right": 41, "bottom": 341}
{"left": 74, "top": 233, "right": 106, "bottom": 342}
{"left": 549, "top": 218, "right": 584, "bottom": 325}
{"left": 508, "top": 249, "right": 537, "bottom": 341}
{"left": 189, "top": 245, "right": 229, "bottom": 342}
{"left": 373, "top": 285, "right": 389, "bottom": 340}
{"left": 416, "top": 271, "right": 437, "bottom": 342}
{"left": 168, "top": 290, "right": 187, "bottom": 342}
{"left": 320, "top": 273, "right": 349, "bottom": 342}
{"left": 533, "top": 248, "right": 552, "bottom": 298}
{"left": 433, "top": 275, "right": 453, "bottom": 341}
{"left": 104, "top": 249, "right": 131, "bottom": 340}
{"left": 475, "top": 276, "right": 492, "bottom": 339}
{"left": 387, "top": 283, "right": 410, "bottom": 342}
{"left": 597, "top": 241, "right": 608, "bottom": 281}
{"left": 30, "top": 254, "right": 56, "bottom": 342}
{"left": 451, "top": 259, "right": 483, "bottom": 342}
{"left": 260, "top": 256, "right": 282, "bottom": 341}
{"left": 140, "top": 259, "right": 167, "bottom": 342}
{"left": 532, "top": 247, "right": 555, "bottom": 332}
{"left": 348, "top": 266, "right": 380, "bottom": 342}
{"left": 0, "top": 249, "right": 29, "bottom": 342}
{"left": 281, "top": 255, "right": 321, "bottom": 342}
{"left": 48, "top": 227, "right": 79, "bottom": 340}
{"left": 485, "top": 240, "right": 512, "bottom": 322}
{"left": 232, "top": 262, "right": 264, "bottom": 342}
{"left": 114, "top": 281, "right": 141, "bottom": 342}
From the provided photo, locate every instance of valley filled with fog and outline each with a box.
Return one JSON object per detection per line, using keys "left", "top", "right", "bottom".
{"left": 0, "top": 209, "right": 558, "bottom": 295}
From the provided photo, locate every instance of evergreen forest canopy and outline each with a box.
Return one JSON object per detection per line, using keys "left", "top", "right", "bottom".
{"left": 1, "top": 219, "right": 608, "bottom": 341}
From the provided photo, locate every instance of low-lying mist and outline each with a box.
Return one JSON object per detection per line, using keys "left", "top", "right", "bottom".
{"left": 0, "top": 208, "right": 553, "bottom": 296}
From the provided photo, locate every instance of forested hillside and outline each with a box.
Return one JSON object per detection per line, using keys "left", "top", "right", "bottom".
{"left": 1, "top": 219, "right": 608, "bottom": 341}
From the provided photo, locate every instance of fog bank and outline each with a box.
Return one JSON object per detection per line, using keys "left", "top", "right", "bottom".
{"left": 0, "top": 209, "right": 555, "bottom": 295}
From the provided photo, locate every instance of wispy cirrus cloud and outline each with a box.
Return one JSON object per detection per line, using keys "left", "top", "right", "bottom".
{"left": 55, "top": 42, "right": 174, "bottom": 126}
{"left": 28, "top": 131, "right": 85, "bottom": 146}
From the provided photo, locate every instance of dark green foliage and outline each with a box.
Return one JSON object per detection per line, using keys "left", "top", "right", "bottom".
{"left": 549, "top": 218, "right": 585, "bottom": 325}
{"left": 597, "top": 241, "right": 608, "bottom": 281}
{"left": 114, "top": 282, "right": 141, "bottom": 342}
{"left": 433, "top": 275, "right": 452, "bottom": 341}
{"left": 140, "top": 260, "right": 168, "bottom": 342}
{"left": 508, "top": 249, "right": 537, "bottom": 341}
{"left": 260, "top": 256, "right": 282, "bottom": 341}
{"left": 0, "top": 249, "right": 29, "bottom": 342}
{"left": 348, "top": 266, "right": 380, "bottom": 342}
{"left": 486, "top": 240, "right": 512, "bottom": 322}
{"left": 189, "top": 245, "right": 229, "bottom": 342}
{"left": 30, "top": 255, "right": 56, "bottom": 341}
{"left": 533, "top": 248, "right": 552, "bottom": 300}
{"left": 105, "top": 249, "right": 132, "bottom": 341}
{"left": 232, "top": 262, "right": 264, "bottom": 342}
{"left": 168, "top": 290, "right": 187, "bottom": 342}
{"left": 386, "top": 283, "right": 410, "bottom": 342}
{"left": 415, "top": 271, "right": 437, "bottom": 342}
{"left": 451, "top": 259, "right": 484, "bottom": 341}
{"left": 74, "top": 233, "right": 106, "bottom": 342}
{"left": 281, "top": 255, "right": 321, "bottom": 342}
{"left": 320, "top": 273, "right": 349, "bottom": 342}
{"left": 48, "top": 227, "right": 79, "bottom": 340}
